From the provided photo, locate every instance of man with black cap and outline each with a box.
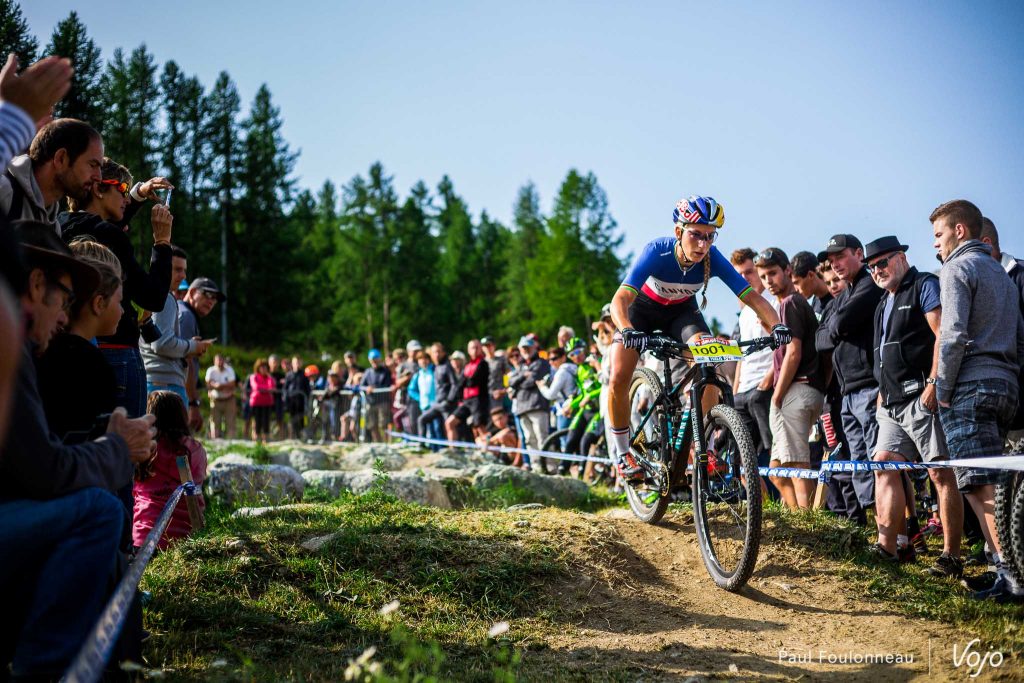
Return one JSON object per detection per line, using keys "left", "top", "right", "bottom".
{"left": 179, "top": 276, "right": 224, "bottom": 430}
{"left": 0, "top": 221, "right": 157, "bottom": 678}
{"left": 863, "top": 235, "right": 963, "bottom": 572}
{"left": 820, "top": 233, "right": 885, "bottom": 511}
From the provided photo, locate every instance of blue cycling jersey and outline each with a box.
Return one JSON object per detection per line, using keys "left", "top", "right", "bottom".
{"left": 621, "top": 238, "right": 753, "bottom": 305}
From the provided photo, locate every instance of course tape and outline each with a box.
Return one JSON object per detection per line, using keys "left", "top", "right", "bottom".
{"left": 388, "top": 431, "right": 614, "bottom": 464}
{"left": 65, "top": 482, "right": 201, "bottom": 683}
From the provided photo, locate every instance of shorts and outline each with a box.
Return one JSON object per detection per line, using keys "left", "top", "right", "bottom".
{"left": 873, "top": 396, "right": 947, "bottom": 463}
{"left": 938, "top": 378, "right": 1018, "bottom": 491}
{"left": 627, "top": 296, "right": 710, "bottom": 342}
{"left": 365, "top": 402, "right": 390, "bottom": 431}
{"left": 452, "top": 396, "right": 488, "bottom": 427}
{"left": 769, "top": 383, "right": 824, "bottom": 465}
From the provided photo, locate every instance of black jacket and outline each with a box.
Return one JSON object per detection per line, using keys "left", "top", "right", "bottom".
{"left": 872, "top": 268, "right": 938, "bottom": 408}
{"left": 35, "top": 333, "right": 118, "bottom": 443}
{"left": 823, "top": 267, "right": 885, "bottom": 395}
{"left": 432, "top": 360, "right": 457, "bottom": 411}
{"left": 0, "top": 343, "right": 131, "bottom": 500}
{"left": 60, "top": 206, "right": 172, "bottom": 347}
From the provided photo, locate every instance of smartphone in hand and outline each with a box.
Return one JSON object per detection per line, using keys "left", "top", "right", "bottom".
{"left": 163, "top": 189, "right": 173, "bottom": 207}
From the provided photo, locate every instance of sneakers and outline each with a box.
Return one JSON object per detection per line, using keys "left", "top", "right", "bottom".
{"left": 969, "top": 571, "right": 1024, "bottom": 603}
{"left": 927, "top": 553, "right": 965, "bottom": 579}
{"left": 961, "top": 571, "right": 997, "bottom": 592}
{"left": 870, "top": 543, "right": 917, "bottom": 564}
{"left": 910, "top": 518, "right": 942, "bottom": 554}
{"left": 616, "top": 452, "right": 645, "bottom": 482}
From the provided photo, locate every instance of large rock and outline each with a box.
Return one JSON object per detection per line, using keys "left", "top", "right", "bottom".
{"left": 205, "top": 463, "right": 304, "bottom": 506}
{"left": 208, "top": 453, "right": 255, "bottom": 472}
{"left": 472, "top": 464, "right": 589, "bottom": 507}
{"left": 270, "top": 448, "right": 329, "bottom": 473}
{"left": 301, "top": 470, "right": 352, "bottom": 497}
{"left": 343, "top": 444, "right": 406, "bottom": 471}
{"left": 301, "top": 468, "right": 451, "bottom": 509}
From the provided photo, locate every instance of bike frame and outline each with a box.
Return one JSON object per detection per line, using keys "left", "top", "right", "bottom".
{"left": 630, "top": 357, "right": 736, "bottom": 487}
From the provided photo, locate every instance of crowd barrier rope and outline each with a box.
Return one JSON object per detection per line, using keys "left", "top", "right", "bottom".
{"left": 64, "top": 482, "right": 201, "bottom": 683}
{"left": 388, "top": 430, "right": 614, "bottom": 464}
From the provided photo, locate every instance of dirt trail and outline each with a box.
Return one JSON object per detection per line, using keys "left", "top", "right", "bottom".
{"left": 533, "top": 509, "right": 1012, "bottom": 682}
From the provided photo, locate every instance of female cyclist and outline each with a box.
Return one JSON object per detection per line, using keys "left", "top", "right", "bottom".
{"left": 607, "top": 195, "right": 790, "bottom": 481}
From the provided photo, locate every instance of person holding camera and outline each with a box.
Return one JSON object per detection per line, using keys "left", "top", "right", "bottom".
{"left": 61, "top": 157, "right": 175, "bottom": 418}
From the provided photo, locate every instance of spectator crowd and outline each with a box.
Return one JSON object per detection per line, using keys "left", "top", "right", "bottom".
{"left": 0, "top": 50, "right": 1022, "bottom": 681}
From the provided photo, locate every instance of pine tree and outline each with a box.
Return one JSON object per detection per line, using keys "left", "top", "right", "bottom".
{"left": 45, "top": 11, "right": 102, "bottom": 125}
{"left": 498, "top": 182, "right": 546, "bottom": 338}
{"left": 435, "top": 175, "right": 478, "bottom": 340}
{"left": 0, "top": 0, "right": 37, "bottom": 68}
{"left": 234, "top": 84, "right": 298, "bottom": 346}
{"left": 389, "top": 181, "right": 442, "bottom": 345}
{"left": 202, "top": 71, "right": 241, "bottom": 342}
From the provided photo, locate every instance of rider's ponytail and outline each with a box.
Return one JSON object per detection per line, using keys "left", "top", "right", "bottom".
{"left": 700, "top": 255, "right": 711, "bottom": 310}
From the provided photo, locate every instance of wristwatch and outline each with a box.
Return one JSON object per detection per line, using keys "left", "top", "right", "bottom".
{"left": 925, "top": 377, "right": 937, "bottom": 385}
{"left": 188, "top": 399, "right": 201, "bottom": 407}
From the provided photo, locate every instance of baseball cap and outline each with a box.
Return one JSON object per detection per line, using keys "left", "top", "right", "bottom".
{"left": 188, "top": 276, "right": 227, "bottom": 302}
{"left": 406, "top": 339, "right": 423, "bottom": 353}
{"left": 517, "top": 335, "right": 536, "bottom": 348}
{"left": 14, "top": 221, "right": 100, "bottom": 301}
{"left": 367, "top": 348, "right": 382, "bottom": 361}
{"left": 481, "top": 335, "right": 495, "bottom": 346}
{"left": 451, "top": 350, "right": 467, "bottom": 360}
{"left": 819, "top": 234, "right": 863, "bottom": 261}
{"left": 178, "top": 278, "right": 189, "bottom": 291}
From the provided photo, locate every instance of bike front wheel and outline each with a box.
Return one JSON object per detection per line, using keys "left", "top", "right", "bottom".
{"left": 692, "top": 403, "right": 762, "bottom": 591}
{"left": 625, "top": 367, "right": 670, "bottom": 524}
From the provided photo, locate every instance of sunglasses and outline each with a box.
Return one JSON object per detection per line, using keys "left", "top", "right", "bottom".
{"left": 683, "top": 228, "right": 718, "bottom": 244}
{"left": 754, "top": 248, "right": 781, "bottom": 266}
{"left": 98, "top": 179, "right": 130, "bottom": 197}
{"left": 866, "top": 255, "right": 894, "bottom": 274}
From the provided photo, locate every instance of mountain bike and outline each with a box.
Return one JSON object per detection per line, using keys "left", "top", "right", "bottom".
{"left": 625, "top": 333, "right": 776, "bottom": 591}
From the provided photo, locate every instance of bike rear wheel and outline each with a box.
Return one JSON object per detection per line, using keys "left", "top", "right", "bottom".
{"left": 1009, "top": 477, "right": 1024, "bottom": 579}
{"left": 541, "top": 428, "right": 572, "bottom": 475}
{"left": 625, "top": 367, "right": 670, "bottom": 524}
{"left": 692, "top": 403, "right": 762, "bottom": 591}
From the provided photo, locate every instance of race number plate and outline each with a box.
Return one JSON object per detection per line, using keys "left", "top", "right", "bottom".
{"left": 687, "top": 338, "right": 743, "bottom": 363}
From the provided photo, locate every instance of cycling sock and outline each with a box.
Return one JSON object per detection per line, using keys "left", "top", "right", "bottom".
{"left": 897, "top": 534, "right": 909, "bottom": 549}
{"left": 609, "top": 426, "right": 630, "bottom": 460}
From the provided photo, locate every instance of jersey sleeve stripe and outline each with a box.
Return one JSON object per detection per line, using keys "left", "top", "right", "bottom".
{"left": 619, "top": 283, "right": 639, "bottom": 295}
{"left": 737, "top": 285, "right": 755, "bottom": 300}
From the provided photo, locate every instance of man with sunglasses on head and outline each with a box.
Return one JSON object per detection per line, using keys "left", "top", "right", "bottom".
{"left": 819, "top": 234, "right": 885, "bottom": 512}
{"left": 863, "top": 236, "right": 963, "bottom": 571}
{"left": 61, "top": 157, "right": 175, "bottom": 418}
{"left": 607, "top": 196, "right": 788, "bottom": 482}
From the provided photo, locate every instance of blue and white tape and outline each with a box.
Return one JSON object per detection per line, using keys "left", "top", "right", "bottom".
{"left": 388, "top": 431, "right": 614, "bottom": 464}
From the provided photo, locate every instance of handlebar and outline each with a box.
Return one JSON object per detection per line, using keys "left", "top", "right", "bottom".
{"left": 644, "top": 334, "right": 778, "bottom": 359}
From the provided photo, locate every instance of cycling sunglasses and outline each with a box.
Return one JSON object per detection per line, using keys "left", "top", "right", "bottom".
{"left": 683, "top": 228, "right": 718, "bottom": 244}
{"left": 98, "top": 179, "right": 130, "bottom": 197}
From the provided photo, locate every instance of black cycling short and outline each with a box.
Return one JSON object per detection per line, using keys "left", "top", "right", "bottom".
{"left": 628, "top": 295, "right": 710, "bottom": 341}
{"left": 453, "top": 396, "right": 488, "bottom": 427}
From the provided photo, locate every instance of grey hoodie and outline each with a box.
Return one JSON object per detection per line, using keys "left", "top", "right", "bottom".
{"left": 0, "top": 154, "right": 61, "bottom": 232}
{"left": 936, "top": 239, "right": 1024, "bottom": 403}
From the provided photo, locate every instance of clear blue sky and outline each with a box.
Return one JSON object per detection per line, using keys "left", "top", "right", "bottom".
{"left": 25, "top": 0, "right": 1024, "bottom": 331}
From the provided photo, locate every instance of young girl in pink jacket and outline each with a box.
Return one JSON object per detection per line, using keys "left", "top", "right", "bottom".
{"left": 133, "top": 391, "right": 207, "bottom": 550}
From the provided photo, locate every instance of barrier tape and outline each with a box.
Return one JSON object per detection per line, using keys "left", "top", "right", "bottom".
{"left": 64, "top": 482, "right": 201, "bottom": 683}
{"left": 388, "top": 431, "right": 614, "bottom": 464}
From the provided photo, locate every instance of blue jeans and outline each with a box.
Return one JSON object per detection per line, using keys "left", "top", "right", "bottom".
{"left": 0, "top": 488, "right": 123, "bottom": 677}
{"left": 147, "top": 382, "right": 188, "bottom": 405}
{"left": 841, "top": 386, "right": 879, "bottom": 508}
{"left": 100, "top": 346, "right": 147, "bottom": 418}
{"left": 556, "top": 413, "right": 572, "bottom": 448}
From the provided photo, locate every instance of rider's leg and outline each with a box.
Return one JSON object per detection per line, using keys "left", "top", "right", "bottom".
{"left": 607, "top": 341, "right": 640, "bottom": 458}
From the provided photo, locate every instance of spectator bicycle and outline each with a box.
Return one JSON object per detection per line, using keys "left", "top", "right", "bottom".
{"left": 625, "top": 332, "right": 776, "bottom": 590}
{"left": 540, "top": 396, "right": 609, "bottom": 483}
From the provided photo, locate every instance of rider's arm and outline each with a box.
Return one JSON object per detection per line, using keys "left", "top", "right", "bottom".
{"left": 743, "top": 290, "right": 781, "bottom": 332}
{"left": 611, "top": 286, "right": 638, "bottom": 331}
